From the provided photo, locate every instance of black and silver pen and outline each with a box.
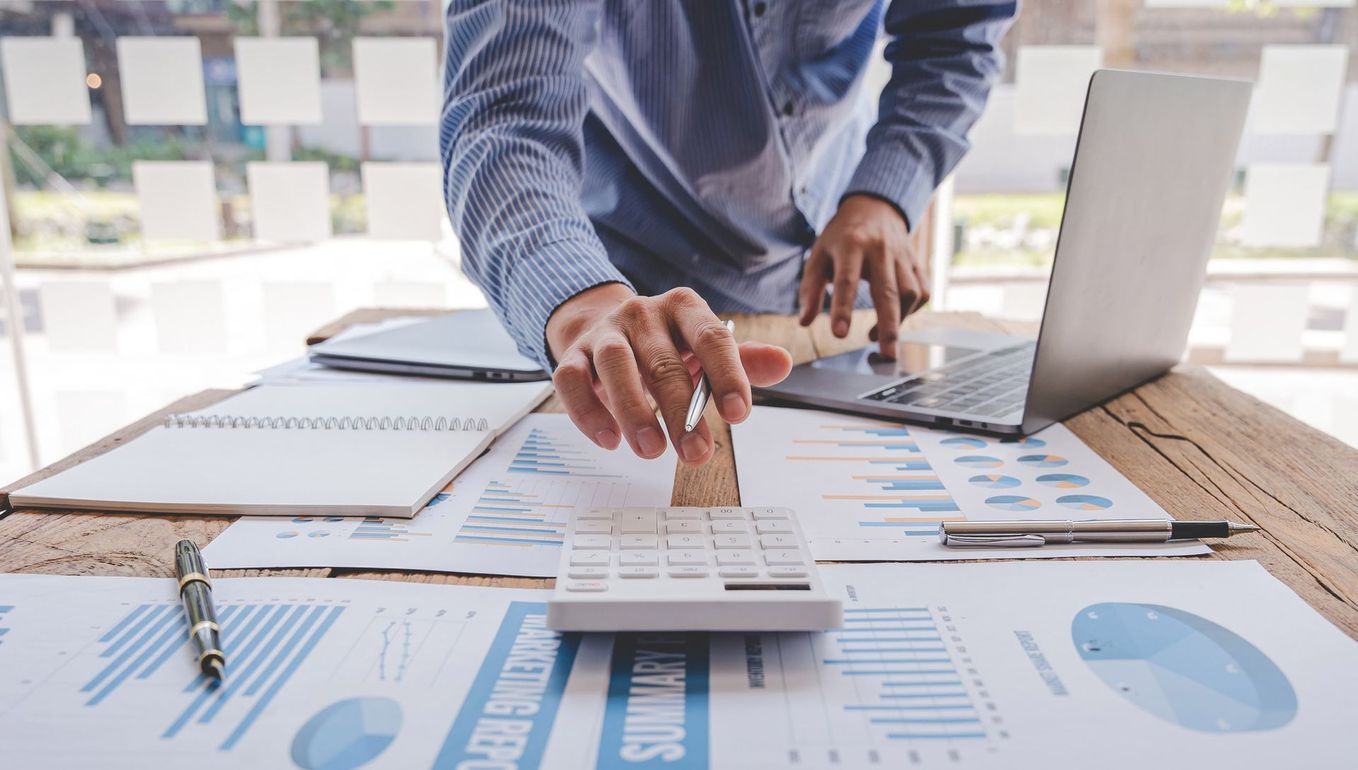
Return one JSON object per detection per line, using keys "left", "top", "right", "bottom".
{"left": 940, "top": 519, "right": 1260, "bottom": 547}
{"left": 684, "top": 319, "right": 736, "bottom": 432}
{"left": 174, "top": 539, "right": 226, "bottom": 681}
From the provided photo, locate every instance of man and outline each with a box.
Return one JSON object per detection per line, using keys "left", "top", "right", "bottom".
{"left": 441, "top": 0, "right": 1015, "bottom": 466}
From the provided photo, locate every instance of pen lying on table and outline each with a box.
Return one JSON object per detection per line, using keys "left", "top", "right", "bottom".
{"left": 940, "top": 519, "right": 1260, "bottom": 547}
{"left": 174, "top": 539, "right": 226, "bottom": 681}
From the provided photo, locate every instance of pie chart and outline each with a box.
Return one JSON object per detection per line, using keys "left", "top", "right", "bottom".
{"left": 969, "top": 474, "right": 1021, "bottom": 489}
{"left": 1005, "top": 436, "right": 1046, "bottom": 449}
{"left": 1017, "top": 454, "right": 1068, "bottom": 468}
{"left": 941, "top": 436, "right": 988, "bottom": 449}
{"left": 292, "top": 697, "right": 403, "bottom": 770}
{"left": 1036, "top": 473, "right": 1089, "bottom": 488}
{"left": 985, "top": 495, "right": 1041, "bottom": 512}
{"left": 1073, "top": 603, "right": 1296, "bottom": 733}
{"left": 1057, "top": 494, "right": 1113, "bottom": 511}
{"left": 955, "top": 455, "right": 1003, "bottom": 469}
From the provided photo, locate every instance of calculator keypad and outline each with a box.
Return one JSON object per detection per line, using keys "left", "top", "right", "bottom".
{"left": 561, "top": 507, "right": 807, "bottom": 589}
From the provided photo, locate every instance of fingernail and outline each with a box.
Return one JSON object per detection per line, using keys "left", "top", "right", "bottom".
{"left": 833, "top": 319, "right": 848, "bottom": 336}
{"left": 594, "top": 428, "right": 619, "bottom": 449}
{"left": 636, "top": 426, "right": 666, "bottom": 457}
{"left": 680, "top": 432, "right": 708, "bottom": 463}
{"left": 720, "top": 393, "right": 747, "bottom": 422}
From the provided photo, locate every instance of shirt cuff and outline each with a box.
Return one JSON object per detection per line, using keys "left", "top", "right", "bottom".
{"left": 501, "top": 237, "right": 634, "bottom": 370}
{"left": 842, "top": 145, "right": 939, "bottom": 234}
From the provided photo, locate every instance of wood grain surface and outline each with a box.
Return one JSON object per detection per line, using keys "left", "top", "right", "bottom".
{"left": 3, "top": 308, "right": 1356, "bottom": 639}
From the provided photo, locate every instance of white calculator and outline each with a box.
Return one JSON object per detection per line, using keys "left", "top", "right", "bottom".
{"left": 546, "top": 506, "right": 843, "bottom": 632}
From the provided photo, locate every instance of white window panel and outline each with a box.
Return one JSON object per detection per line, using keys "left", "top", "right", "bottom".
{"left": 38, "top": 282, "right": 117, "bottom": 353}
{"left": 1240, "top": 164, "right": 1329, "bottom": 249}
{"left": 235, "top": 37, "right": 323, "bottom": 125}
{"left": 1225, "top": 283, "right": 1308, "bottom": 363}
{"left": 361, "top": 162, "right": 444, "bottom": 241}
{"left": 353, "top": 37, "right": 439, "bottom": 126}
{"left": 116, "top": 37, "right": 207, "bottom": 125}
{"left": 133, "top": 161, "right": 220, "bottom": 242}
{"left": 1253, "top": 45, "right": 1349, "bottom": 135}
{"left": 1013, "top": 46, "right": 1102, "bottom": 136}
{"left": 151, "top": 281, "right": 229, "bottom": 355}
{"left": 0, "top": 37, "right": 91, "bottom": 125}
{"left": 247, "top": 162, "right": 333, "bottom": 243}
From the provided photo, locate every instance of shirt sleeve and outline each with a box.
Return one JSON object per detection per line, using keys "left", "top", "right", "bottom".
{"left": 441, "top": 0, "right": 631, "bottom": 370}
{"left": 844, "top": 0, "right": 1017, "bottom": 231}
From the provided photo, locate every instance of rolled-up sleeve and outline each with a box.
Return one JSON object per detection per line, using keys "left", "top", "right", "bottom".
{"left": 441, "top": 0, "right": 631, "bottom": 369}
{"left": 845, "top": 0, "right": 1016, "bottom": 231}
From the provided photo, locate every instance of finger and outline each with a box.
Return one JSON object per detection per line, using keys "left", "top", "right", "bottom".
{"left": 590, "top": 333, "right": 667, "bottom": 459}
{"left": 829, "top": 248, "right": 863, "bottom": 338}
{"left": 798, "top": 247, "right": 831, "bottom": 326}
{"left": 895, "top": 258, "right": 921, "bottom": 319}
{"left": 631, "top": 318, "right": 713, "bottom": 464}
{"left": 552, "top": 350, "right": 620, "bottom": 449}
{"left": 737, "top": 342, "right": 794, "bottom": 386}
{"left": 868, "top": 254, "right": 901, "bottom": 358}
{"left": 911, "top": 259, "right": 932, "bottom": 314}
{"left": 671, "top": 298, "right": 749, "bottom": 424}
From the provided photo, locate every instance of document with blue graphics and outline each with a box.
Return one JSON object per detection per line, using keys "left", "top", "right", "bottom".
{"left": 1, "top": 561, "right": 1354, "bottom": 768}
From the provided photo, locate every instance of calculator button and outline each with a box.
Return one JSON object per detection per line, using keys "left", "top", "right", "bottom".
{"left": 713, "top": 534, "right": 752, "bottom": 549}
{"left": 764, "top": 549, "right": 806, "bottom": 566}
{"left": 707, "top": 507, "right": 744, "bottom": 520}
{"left": 565, "top": 580, "right": 608, "bottom": 592}
{"left": 572, "top": 534, "right": 611, "bottom": 550}
{"left": 751, "top": 507, "right": 791, "bottom": 520}
{"left": 568, "top": 567, "right": 609, "bottom": 579}
{"left": 579, "top": 508, "right": 614, "bottom": 520}
{"left": 718, "top": 566, "right": 760, "bottom": 578}
{"left": 667, "top": 550, "right": 708, "bottom": 566}
{"left": 755, "top": 520, "right": 794, "bottom": 534}
{"left": 620, "top": 551, "right": 658, "bottom": 566}
{"left": 716, "top": 550, "right": 755, "bottom": 565}
{"left": 711, "top": 520, "right": 747, "bottom": 534}
{"left": 666, "top": 534, "right": 704, "bottom": 549}
{"left": 575, "top": 520, "right": 612, "bottom": 534}
{"left": 758, "top": 534, "right": 796, "bottom": 549}
{"left": 619, "top": 566, "right": 659, "bottom": 579}
{"left": 665, "top": 520, "right": 702, "bottom": 534}
{"left": 663, "top": 508, "right": 703, "bottom": 519}
{"left": 668, "top": 567, "right": 709, "bottom": 578}
{"left": 768, "top": 566, "right": 808, "bottom": 578}
{"left": 570, "top": 551, "right": 610, "bottom": 566}
{"left": 620, "top": 534, "right": 658, "bottom": 549}
{"left": 620, "top": 512, "right": 658, "bottom": 533}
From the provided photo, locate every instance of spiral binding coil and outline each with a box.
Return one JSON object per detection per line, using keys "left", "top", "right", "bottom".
{"left": 163, "top": 414, "right": 490, "bottom": 431}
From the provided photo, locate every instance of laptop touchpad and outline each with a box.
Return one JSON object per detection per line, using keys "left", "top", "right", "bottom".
{"left": 810, "top": 342, "right": 981, "bottom": 379}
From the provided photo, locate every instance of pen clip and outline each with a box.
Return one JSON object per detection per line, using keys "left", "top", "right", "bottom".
{"left": 942, "top": 533, "right": 1047, "bottom": 548}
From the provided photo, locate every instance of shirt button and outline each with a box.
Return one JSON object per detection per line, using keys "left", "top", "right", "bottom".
{"left": 754, "top": 1, "right": 767, "bottom": 16}
{"left": 781, "top": 100, "right": 795, "bottom": 117}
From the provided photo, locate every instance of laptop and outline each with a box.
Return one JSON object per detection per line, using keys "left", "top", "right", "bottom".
{"left": 757, "top": 70, "right": 1252, "bottom": 436}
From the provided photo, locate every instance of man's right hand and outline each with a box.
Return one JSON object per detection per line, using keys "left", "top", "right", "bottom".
{"left": 546, "top": 284, "right": 794, "bottom": 466}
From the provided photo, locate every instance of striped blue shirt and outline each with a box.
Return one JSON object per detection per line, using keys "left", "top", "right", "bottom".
{"left": 441, "top": 0, "right": 1015, "bottom": 368}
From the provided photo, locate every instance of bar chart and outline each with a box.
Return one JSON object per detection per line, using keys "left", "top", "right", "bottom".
{"left": 508, "top": 427, "right": 621, "bottom": 477}
{"left": 0, "top": 604, "right": 12, "bottom": 647}
{"left": 452, "top": 479, "right": 571, "bottom": 547}
{"left": 83, "top": 600, "right": 346, "bottom": 751}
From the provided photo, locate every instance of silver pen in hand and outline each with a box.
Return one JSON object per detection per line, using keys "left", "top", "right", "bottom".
{"left": 684, "top": 320, "right": 736, "bottom": 432}
{"left": 174, "top": 539, "right": 226, "bottom": 681}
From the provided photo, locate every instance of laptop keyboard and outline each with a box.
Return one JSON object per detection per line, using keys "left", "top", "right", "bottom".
{"left": 863, "top": 343, "right": 1036, "bottom": 419}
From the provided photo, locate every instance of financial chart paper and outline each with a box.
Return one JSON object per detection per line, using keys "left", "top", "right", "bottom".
{"left": 0, "top": 561, "right": 1353, "bottom": 769}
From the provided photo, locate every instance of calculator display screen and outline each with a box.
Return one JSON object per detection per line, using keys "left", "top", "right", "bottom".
{"left": 724, "top": 583, "right": 812, "bottom": 591}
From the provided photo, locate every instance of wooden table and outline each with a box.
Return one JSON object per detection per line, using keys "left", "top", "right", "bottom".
{"left": 4, "top": 309, "right": 1358, "bottom": 638}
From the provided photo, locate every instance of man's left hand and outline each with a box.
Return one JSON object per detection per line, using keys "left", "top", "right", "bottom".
{"left": 798, "top": 194, "right": 930, "bottom": 358}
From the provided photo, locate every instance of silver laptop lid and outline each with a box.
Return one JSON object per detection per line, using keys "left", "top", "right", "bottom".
{"left": 1020, "top": 70, "right": 1251, "bottom": 435}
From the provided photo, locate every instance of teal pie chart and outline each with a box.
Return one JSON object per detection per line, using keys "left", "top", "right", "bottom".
{"left": 985, "top": 495, "right": 1041, "bottom": 512}
{"left": 941, "top": 436, "right": 988, "bottom": 449}
{"left": 292, "top": 697, "right": 403, "bottom": 770}
{"left": 969, "top": 474, "right": 1021, "bottom": 489}
{"left": 1073, "top": 603, "right": 1296, "bottom": 733}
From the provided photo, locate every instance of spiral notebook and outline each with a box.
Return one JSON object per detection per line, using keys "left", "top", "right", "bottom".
{"left": 10, "top": 381, "right": 552, "bottom": 517}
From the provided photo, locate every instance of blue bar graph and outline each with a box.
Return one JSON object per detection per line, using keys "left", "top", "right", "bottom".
{"left": 83, "top": 601, "right": 345, "bottom": 752}
{"left": 823, "top": 606, "right": 988, "bottom": 743}
{"left": 508, "top": 428, "right": 619, "bottom": 477}
{"left": 0, "top": 604, "right": 12, "bottom": 646}
{"left": 455, "top": 480, "right": 567, "bottom": 548}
